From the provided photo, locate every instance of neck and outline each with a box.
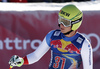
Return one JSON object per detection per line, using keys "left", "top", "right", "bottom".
{"left": 64, "top": 30, "right": 77, "bottom": 37}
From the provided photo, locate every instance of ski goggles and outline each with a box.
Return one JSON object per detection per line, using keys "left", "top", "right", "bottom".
{"left": 58, "top": 16, "right": 71, "bottom": 27}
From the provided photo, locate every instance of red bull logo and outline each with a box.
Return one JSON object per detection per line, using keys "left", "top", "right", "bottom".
{"left": 50, "top": 39, "right": 81, "bottom": 54}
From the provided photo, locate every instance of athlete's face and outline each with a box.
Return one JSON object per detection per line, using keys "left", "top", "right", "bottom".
{"left": 60, "top": 24, "right": 71, "bottom": 33}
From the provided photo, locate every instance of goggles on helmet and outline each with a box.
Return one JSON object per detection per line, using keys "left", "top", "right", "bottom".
{"left": 58, "top": 16, "right": 71, "bottom": 27}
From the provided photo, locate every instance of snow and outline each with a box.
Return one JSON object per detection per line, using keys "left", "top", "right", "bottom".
{"left": 0, "top": 1, "right": 100, "bottom": 11}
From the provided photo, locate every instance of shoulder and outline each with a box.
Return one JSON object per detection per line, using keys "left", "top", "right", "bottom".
{"left": 77, "top": 32, "right": 92, "bottom": 54}
{"left": 75, "top": 32, "right": 91, "bottom": 47}
{"left": 46, "top": 29, "right": 61, "bottom": 37}
{"left": 78, "top": 32, "right": 90, "bottom": 44}
{"left": 45, "top": 29, "right": 61, "bottom": 46}
{"left": 77, "top": 32, "right": 88, "bottom": 42}
{"left": 45, "top": 29, "right": 61, "bottom": 40}
{"left": 78, "top": 32, "right": 92, "bottom": 51}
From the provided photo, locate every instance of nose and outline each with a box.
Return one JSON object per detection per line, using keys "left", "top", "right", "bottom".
{"left": 60, "top": 24, "right": 65, "bottom": 27}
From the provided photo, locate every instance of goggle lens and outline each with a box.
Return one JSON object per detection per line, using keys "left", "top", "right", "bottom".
{"left": 58, "top": 16, "right": 71, "bottom": 27}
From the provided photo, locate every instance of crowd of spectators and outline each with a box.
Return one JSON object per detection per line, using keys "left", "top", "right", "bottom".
{"left": 0, "top": 0, "right": 91, "bottom": 3}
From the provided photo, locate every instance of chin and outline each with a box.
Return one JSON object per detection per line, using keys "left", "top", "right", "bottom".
{"left": 61, "top": 30, "right": 66, "bottom": 33}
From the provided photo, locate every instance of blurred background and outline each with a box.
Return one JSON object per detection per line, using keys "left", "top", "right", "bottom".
{"left": 0, "top": 0, "right": 91, "bottom": 2}
{"left": 0, "top": 0, "right": 100, "bottom": 69}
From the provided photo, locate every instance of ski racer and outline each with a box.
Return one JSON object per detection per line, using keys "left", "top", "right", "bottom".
{"left": 9, "top": 4, "right": 93, "bottom": 69}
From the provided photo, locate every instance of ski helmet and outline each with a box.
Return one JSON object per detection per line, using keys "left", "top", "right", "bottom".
{"left": 58, "top": 4, "right": 83, "bottom": 31}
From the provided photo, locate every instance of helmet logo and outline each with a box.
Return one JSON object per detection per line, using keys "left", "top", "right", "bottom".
{"left": 71, "top": 17, "right": 82, "bottom": 24}
{"left": 60, "top": 10, "right": 70, "bottom": 17}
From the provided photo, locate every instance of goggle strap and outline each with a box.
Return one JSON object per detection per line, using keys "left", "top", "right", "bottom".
{"left": 63, "top": 30, "right": 73, "bottom": 35}
{"left": 71, "top": 17, "right": 82, "bottom": 24}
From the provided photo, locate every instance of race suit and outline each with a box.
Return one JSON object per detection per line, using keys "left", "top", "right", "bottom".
{"left": 23, "top": 29, "right": 93, "bottom": 69}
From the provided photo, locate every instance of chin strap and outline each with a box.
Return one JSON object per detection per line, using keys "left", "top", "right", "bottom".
{"left": 63, "top": 30, "right": 73, "bottom": 35}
